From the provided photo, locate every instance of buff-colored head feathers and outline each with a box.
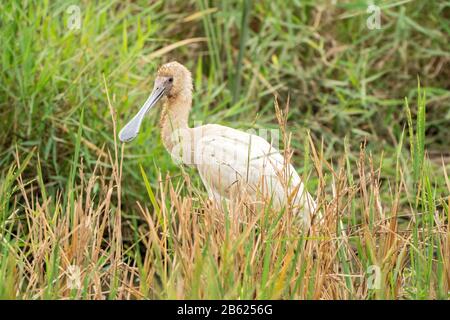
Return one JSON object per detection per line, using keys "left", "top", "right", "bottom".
{"left": 157, "top": 61, "right": 192, "bottom": 99}
{"left": 118, "top": 61, "right": 193, "bottom": 142}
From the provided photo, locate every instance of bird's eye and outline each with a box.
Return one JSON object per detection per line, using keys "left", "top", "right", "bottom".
{"left": 168, "top": 77, "right": 173, "bottom": 83}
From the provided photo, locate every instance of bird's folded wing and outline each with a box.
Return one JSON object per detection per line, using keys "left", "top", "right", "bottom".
{"left": 192, "top": 124, "right": 313, "bottom": 213}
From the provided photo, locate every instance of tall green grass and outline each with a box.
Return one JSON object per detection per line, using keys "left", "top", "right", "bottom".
{"left": 0, "top": 0, "right": 449, "bottom": 299}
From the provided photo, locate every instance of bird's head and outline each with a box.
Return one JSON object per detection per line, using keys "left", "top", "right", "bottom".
{"left": 156, "top": 61, "right": 192, "bottom": 99}
{"left": 119, "top": 61, "right": 192, "bottom": 142}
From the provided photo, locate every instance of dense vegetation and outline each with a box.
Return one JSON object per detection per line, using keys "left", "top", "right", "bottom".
{"left": 0, "top": 0, "right": 449, "bottom": 299}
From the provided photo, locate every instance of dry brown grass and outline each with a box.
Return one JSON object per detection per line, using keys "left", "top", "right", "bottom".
{"left": 1, "top": 99, "right": 448, "bottom": 300}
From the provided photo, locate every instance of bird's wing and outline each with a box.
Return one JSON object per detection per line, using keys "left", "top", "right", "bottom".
{"left": 192, "top": 124, "right": 316, "bottom": 221}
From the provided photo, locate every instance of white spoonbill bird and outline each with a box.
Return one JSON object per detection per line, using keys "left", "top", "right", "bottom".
{"left": 119, "top": 61, "right": 318, "bottom": 228}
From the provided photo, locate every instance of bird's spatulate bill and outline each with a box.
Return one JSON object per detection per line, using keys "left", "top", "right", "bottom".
{"left": 118, "top": 86, "right": 165, "bottom": 142}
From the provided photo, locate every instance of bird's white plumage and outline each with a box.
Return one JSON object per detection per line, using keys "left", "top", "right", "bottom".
{"left": 173, "top": 124, "right": 317, "bottom": 227}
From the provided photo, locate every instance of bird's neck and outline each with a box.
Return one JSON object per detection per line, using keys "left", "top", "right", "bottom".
{"left": 160, "top": 91, "right": 192, "bottom": 152}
